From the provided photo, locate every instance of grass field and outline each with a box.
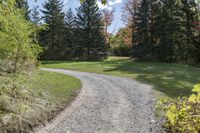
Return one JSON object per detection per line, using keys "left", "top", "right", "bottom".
{"left": 0, "top": 70, "right": 81, "bottom": 132}
{"left": 42, "top": 56, "right": 200, "bottom": 98}
{"left": 31, "top": 71, "right": 81, "bottom": 104}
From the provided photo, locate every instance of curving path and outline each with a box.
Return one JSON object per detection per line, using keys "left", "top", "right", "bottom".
{"left": 37, "top": 68, "right": 164, "bottom": 133}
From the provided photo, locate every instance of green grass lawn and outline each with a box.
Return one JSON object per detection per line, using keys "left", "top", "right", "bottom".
{"left": 0, "top": 70, "right": 81, "bottom": 133}
{"left": 31, "top": 71, "right": 81, "bottom": 104}
{"left": 42, "top": 56, "right": 200, "bottom": 98}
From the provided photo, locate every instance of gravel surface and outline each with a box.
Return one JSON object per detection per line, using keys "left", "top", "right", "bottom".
{"left": 37, "top": 68, "right": 165, "bottom": 133}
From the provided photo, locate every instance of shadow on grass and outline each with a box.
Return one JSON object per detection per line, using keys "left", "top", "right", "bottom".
{"left": 42, "top": 59, "right": 200, "bottom": 98}
{"left": 103, "top": 61, "right": 200, "bottom": 98}
{"left": 42, "top": 61, "right": 73, "bottom": 65}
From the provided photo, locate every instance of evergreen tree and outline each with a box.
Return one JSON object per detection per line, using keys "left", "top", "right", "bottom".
{"left": 125, "top": 0, "right": 200, "bottom": 64}
{"left": 76, "top": 0, "right": 107, "bottom": 60}
{"left": 155, "top": 0, "right": 182, "bottom": 62}
{"left": 64, "top": 8, "right": 76, "bottom": 59}
{"left": 147, "top": 0, "right": 160, "bottom": 59}
{"left": 40, "top": 0, "right": 65, "bottom": 60}
{"left": 180, "top": 0, "right": 199, "bottom": 63}
{"left": 65, "top": 8, "right": 76, "bottom": 29}
{"left": 194, "top": 1, "right": 200, "bottom": 62}
{"left": 133, "top": 0, "right": 151, "bottom": 58}
{"left": 31, "top": 6, "right": 41, "bottom": 25}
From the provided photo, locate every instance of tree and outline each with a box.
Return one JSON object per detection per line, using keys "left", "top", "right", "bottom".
{"left": 65, "top": 8, "right": 76, "bottom": 30}
{"left": 16, "top": 0, "right": 30, "bottom": 20}
{"left": 153, "top": 0, "right": 182, "bottom": 62}
{"left": 122, "top": 0, "right": 140, "bottom": 25}
{"left": 0, "top": 0, "right": 40, "bottom": 73}
{"left": 122, "top": 0, "right": 200, "bottom": 64}
{"left": 194, "top": 0, "right": 200, "bottom": 62}
{"left": 40, "top": 0, "right": 65, "bottom": 60}
{"left": 102, "top": 9, "right": 115, "bottom": 46}
{"left": 123, "top": 0, "right": 152, "bottom": 58}
{"left": 133, "top": 0, "right": 151, "bottom": 58}
{"left": 76, "top": 0, "right": 107, "bottom": 60}
{"left": 102, "top": 9, "right": 114, "bottom": 33}
{"left": 31, "top": 6, "right": 41, "bottom": 25}
{"left": 64, "top": 8, "right": 76, "bottom": 59}
{"left": 122, "top": 0, "right": 140, "bottom": 46}
{"left": 181, "top": 0, "right": 199, "bottom": 63}
{"left": 111, "top": 27, "right": 132, "bottom": 56}
{"left": 81, "top": 0, "right": 107, "bottom": 4}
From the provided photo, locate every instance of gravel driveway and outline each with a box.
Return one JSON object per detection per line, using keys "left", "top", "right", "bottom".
{"left": 37, "top": 68, "right": 164, "bottom": 133}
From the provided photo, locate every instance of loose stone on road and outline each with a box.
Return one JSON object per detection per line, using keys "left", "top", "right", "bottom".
{"left": 37, "top": 68, "right": 164, "bottom": 133}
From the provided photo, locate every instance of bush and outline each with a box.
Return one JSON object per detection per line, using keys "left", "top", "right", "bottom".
{"left": 157, "top": 83, "right": 200, "bottom": 133}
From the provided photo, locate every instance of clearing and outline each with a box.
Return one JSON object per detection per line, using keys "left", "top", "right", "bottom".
{"left": 42, "top": 56, "right": 200, "bottom": 98}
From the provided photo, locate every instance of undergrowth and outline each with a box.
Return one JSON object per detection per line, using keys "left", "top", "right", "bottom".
{"left": 157, "top": 83, "right": 200, "bottom": 133}
{"left": 0, "top": 71, "right": 81, "bottom": 133}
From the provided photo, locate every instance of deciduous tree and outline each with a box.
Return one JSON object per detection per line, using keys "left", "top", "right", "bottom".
{"left": 0, "top": 0, "right": 40, "bottom": 73}
{"left": 16, "top": 0, "right": 30, "bottom": 20}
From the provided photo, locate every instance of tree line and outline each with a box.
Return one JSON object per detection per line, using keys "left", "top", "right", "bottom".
{"left": 1, "top": 0, "right": 200, "bottom": 70}
{"left": 123, "top": 0, "right": 200, "bottom": 64}
{"left": 33, "top": 0, "right": 107, "bottom": 61}
{"left": 0, "top": 0, "right": 109, "bottom": 74}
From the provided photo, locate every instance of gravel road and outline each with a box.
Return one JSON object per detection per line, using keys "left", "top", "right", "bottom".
{"left": 37, "top": 68, "right": 164, "bottom": 133}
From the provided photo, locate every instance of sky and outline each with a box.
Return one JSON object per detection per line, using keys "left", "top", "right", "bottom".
{"left": 28, "top": 0, "right": 127, "bottom": 33}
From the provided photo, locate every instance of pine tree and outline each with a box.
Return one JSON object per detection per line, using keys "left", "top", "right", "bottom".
{"left": 194, "top": 1, "right": 200, "bottom": 62}
{"left": 181, "top": 0, "right": 199, "bottom": 63}
{"left": 31, "top": 6, "right": 41, "bottom": 25}
{"left": 64, "top": 8, "right": 76, "bottom": 59}
{"left": 155, "top": 0, "right": 182, "bottom": 62}
{"left": 122, "top": 0, "right": 200, "bottom": 64}
{"left": 133, "top": 0, "right": 151, "bottom": 58}
{"left": 65, "top": 8, "right": 76, "bottom": 29}
{"left": 147, "top": 0, "right": 161, "bottom": 59}
{"left": 16, "top": 0, "right": 30, "bottom": 20}
{"left": 76, "top": 0, "right": 107, "bottom": 60}
{"left": 40, "top": 0, "right": 65, "bottom": 60}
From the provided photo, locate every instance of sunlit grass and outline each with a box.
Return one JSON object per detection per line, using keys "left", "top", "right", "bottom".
{"left": 42, "top": 56, "right": 200, "bottom": 98}
{"left": 31, "top": 71, "right": 81, "bottom": 104}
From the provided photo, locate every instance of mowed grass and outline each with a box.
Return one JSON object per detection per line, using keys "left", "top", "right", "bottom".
{"left": 0, "top": 71, "right": 81, "bottom": 132}
{"left": 42, "top": 56, "right": 200, "bottom": 98}
{"left": 31, "top": 71, "right": 81, "bottom": 104}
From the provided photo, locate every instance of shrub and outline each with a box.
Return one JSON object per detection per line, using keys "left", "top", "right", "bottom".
{"left": 157, "top": 83, "right": 200, "bottom": 133}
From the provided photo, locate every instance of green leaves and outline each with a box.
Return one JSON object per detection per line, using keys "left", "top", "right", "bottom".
{"left": 159, "top": 83, "right": 200, "bottom": 132}
{"left": 192, "top": 84, "right": 200, "bottom": 93}
{"left": 189, "top": 84, "right": 200, "bottom": 103}
{"left": 166, "top": 105, "right": 177, "bottom": 125}
{"left": 189, "top": 94, "right": 197, "bottom": 102}
{"left": 0, "top": 0, "right": 41, "bottom": 73}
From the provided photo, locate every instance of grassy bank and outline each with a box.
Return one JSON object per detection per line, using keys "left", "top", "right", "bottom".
{"left": 0, "top": 71, "right": 81, "bottom": 133}
{"left": 42, "top": 57, "right": 200, "bottom": 98}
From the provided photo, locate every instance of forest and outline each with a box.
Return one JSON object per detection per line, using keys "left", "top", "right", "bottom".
{"left": 0, "top": 0, "right": 200, "bottom": 132}
{"left": 38, "top": 0, "right": 200, "bottom": 64}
